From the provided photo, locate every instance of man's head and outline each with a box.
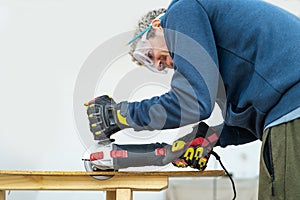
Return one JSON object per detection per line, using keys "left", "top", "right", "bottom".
{"left": 129, "top": 8, "right": 174, "bottom": 73}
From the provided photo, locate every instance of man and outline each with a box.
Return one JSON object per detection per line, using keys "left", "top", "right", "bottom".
{"left": 85, "top": 0, "right": 300, "bottom": 199}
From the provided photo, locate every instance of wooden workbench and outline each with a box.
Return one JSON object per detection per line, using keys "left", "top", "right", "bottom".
{"left": 0, "top": 170, "right": 225, "bottom": 200}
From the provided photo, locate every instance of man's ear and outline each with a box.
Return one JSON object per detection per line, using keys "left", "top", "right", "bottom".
{"left": 151, "top": 19, "right": 161, "bottom": 30}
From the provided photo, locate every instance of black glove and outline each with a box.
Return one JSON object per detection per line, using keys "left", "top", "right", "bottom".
{"left": 171, "top": 122, "right": 219, "bottom": 171}
{"left": 84, "top": 95, "right": 129, "bottom": 140}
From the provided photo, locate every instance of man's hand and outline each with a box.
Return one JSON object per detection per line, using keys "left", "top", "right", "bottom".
{"left": 171, "top": 122, "right": 219, "bottom": 171}
{"left": 172, "top": 138, "right": 212, "bottom": 171}
{"left": 84, "top": 95, "right": 129, "bottom": 140}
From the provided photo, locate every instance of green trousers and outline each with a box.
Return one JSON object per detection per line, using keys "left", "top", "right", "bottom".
{"left": 259, "top": 118, "right": 300, "bottom": 200}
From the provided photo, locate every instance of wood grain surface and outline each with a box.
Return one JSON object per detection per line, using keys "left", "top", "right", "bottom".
{"left": 0, "top": 170, "right": 225, "bottom": 177}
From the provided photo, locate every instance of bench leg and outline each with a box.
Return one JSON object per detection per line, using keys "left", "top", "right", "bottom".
{"left": 106, "top": 191, "right": 116, "bottom": 200}
{"left": 116, "top": 189, "right": 132, "bottom": 200}
{"left": 0, "top": 190, "right": 5, "bottom": 200}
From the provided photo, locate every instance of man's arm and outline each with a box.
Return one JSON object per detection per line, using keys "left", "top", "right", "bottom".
{"left": 214, "top": 124, "right": 258, "bottom": 147}
{"left": 126, "top": 0, "right": 220, "bottom": 131}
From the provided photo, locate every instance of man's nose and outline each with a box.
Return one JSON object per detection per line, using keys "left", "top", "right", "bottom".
{"left": 154, "top": 61, "right": 165, "bottom": 71}
{"left": 154, "top": 55, "right": 167, "bottom": 70}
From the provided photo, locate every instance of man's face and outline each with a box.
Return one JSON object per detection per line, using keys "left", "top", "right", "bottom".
{"left": 148, "top": 29, "right": 174, "bottom": 71}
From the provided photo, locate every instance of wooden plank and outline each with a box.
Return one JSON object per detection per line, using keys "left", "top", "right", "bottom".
{"left": 0, "top": 170, "right": 225, "bottom": 177}
{"left": 0, "top": 175, "right": 168, "bottom": 191}
{"left": 116, "top": 189, "right": 132, "bottom": 200}
{"left": 0, "top": 191, "right": 5, "bottom": 200}
{"left": 106, "top": 191, "right": 116, "bottom": 200}
{"left": 0, "top": 170, "right": 225, "bottom": 200}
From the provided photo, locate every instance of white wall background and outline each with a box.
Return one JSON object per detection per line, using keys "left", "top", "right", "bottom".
{"left": 0, "top": 0, "right": 299, "bottom": 200}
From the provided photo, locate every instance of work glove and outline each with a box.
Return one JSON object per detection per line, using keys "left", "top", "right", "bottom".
{"left": 171, "top": 122, "right": 219, "bottom": 171}
{"left": 84, "top": 95, "right": 130, "bottom": 141}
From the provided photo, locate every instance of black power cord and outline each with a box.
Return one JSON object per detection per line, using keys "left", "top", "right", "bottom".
{"left": 211, "top": 150, "right": 237, "bottom": 200}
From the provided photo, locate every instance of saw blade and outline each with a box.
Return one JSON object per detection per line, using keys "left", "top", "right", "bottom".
{"left": 83, "top": 160, "right": 114, "bottom": 180}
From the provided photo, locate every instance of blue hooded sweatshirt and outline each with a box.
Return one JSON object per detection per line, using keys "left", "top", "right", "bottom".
{"left": 126, "top": 0, "right": 300, "bottom": 147}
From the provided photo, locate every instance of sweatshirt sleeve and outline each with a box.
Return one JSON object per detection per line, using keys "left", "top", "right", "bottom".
{"left": 215, "top": 124, "right": 258, "bottom": 147}
{"left": 126, "top": 0, "right": 220, "bottom": 131}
